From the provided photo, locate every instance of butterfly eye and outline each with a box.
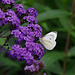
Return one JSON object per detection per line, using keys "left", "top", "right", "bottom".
{"left": 50, "top": 38, "right": 51, "bottom": 40}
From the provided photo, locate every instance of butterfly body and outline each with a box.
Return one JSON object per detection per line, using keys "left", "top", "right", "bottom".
{"left": 39, "top": 31, "right": 57, "bottom": 50}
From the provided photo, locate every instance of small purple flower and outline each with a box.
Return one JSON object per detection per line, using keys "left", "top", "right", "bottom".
{"left": 24, "top": 60, "right": 45, "bottom": 73}
{"left": 15, "top": 4, "right": 27, "bottom": 17}
{"left": 24, "top": 60, "right": 40, "bottom": 72}
{"left": 10, "top": 44, "right": 34, "bottom": 65}
{"left": 0, "top": 9, "right": 5, "bottom": 19}
{"left": 11, "top": 23, "right": 42, "bottom": 42}
{"left": 23, "top": 16, "right": 37, "bottom": 24}
{"left": 11, "top": 30, "right": 22, "bottom": 38}
{"left": 25, "top": 42, "right": 44, "bottom": 60}
{"left": 4, "top": 9, "right": 20, "bottom": 28}
{"left": 27, "top": 8, "right": 38, "bottom": 17}
{"left": 43, "top": 73, "right": 47, "bottom": 75}
{"left": 1, "top": 0, "right": 15, "bottom": 4}
{"left": 26, "top": 24, "right": 42, "bottom": 38}
{"left": 0, "top": 9, "right": 5, "bottom": 25}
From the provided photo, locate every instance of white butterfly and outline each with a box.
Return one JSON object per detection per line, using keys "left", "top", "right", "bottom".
{"left": 39, "top": 31, "right": 57, "bottom": 50}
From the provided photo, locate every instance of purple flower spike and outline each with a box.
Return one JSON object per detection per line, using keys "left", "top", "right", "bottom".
{"left": 0, "top": 0, "right": 45, "bottom": 66}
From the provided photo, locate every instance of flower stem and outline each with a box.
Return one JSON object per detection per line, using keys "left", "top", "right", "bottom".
{"left": 1, "top": 34, "right": 13, "bottom": 48}
{"left": 62, "top": 0, "right": 75, "bottom": 75}
{"left": 0, "top": 24, "right": 4, "bottom": 29}
{"left": 0, "top": 29, "right": 9, "bottom": 37}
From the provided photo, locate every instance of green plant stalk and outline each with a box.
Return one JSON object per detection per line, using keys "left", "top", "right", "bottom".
{"left": 0, "top": 29, "right": 9, "bottom": 37}
{"left": 62, "top": 0, "right": 75, "bottom": 75}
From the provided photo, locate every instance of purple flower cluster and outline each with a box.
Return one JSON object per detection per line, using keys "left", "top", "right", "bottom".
{"left": 15, "top": 4, "right": 27, "bottom": 17}
{"left": 43, "top": 73, "right": 47, "bottom": 75}
{"left": 15, "top": 4, "right": 38, "bottom": 18}
{"left": 10, "top": 24, "right": 44, "bottom": 65}
{"left": 24, "top": 60, "right": 40, "bottom": 72}
{"left": 15, "top": 4, "right": 38, "bottom": 24}
{"left": 0, "top": 9, "right": 5, "bottom": 25}
{"left": 0, "top": 0, "right": 44, "bottom": 66}
{"left": 10, "top": 43, "right": 44, "bottom": 65}
{"left": 24, "top": 60, "right": 45, "bottom": 74}
{"left": 23, "top": 16, "right": 37, "bottom": 24}
{"left": 10, "top": 44, "right": 34, "bottom": 65}
{"left": 11, "top": 24, "right": 42, "bottom": 43}
{"left": 0, "top": 9, "right": 5, "bottom": 19}
{"left": 26, "top": 42, "right": 44, "bottom": 60}
{"left": 4, "top": 9, "right": 20, "bottom": 28}
{"left": 1, "top": 0, "right": 15, "bottom": 4}
{"left": 0, "top": 9, "right": 20, "bottom": 29}
{"left": 27, "top": 8, "right": 38, "bottom": 17}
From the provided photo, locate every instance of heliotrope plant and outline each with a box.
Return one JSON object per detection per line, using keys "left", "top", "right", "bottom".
{"left": 0, "top": 0, "right": 45, "bottom": 68}
{"left": 0, "top": 0, "right": 47, "bottom": 75}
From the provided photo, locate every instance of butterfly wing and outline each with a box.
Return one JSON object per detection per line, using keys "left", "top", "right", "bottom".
{"left": 39, "top": 31, "right": 57, "bottom": 50}
{"left": 39, "top": 38, "right": 56, "bottom": 50}
{"left": 42, "top": 31, "right": 57, "bottom": 41}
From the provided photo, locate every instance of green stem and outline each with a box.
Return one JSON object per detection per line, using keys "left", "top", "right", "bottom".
{"left": 62, "top": 0, "right": 75, "bottom": 75}
{"left": 1, "top": 34, "right": 13, "bottom": 48}
{"left": 0, "top": 29, "right": 9, "bottom": 37}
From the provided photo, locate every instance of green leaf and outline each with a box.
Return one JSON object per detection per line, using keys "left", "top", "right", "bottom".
{"left": 59, "top": 17, "right": 71, "bottom": 29}
{"left": 71, "top": 32, "right": 75, "bottom": 38}
{"left": 66, "top": 62, "right": 75, "bottom": 75}
{"left": 47, "top": 62, "right": 62, "bottom": 74}
{"left": 34, "top": 2, "right": 51, "bottom": 13}
{"left": 7, "top": 68, "right": 19, "bottom": 75}
{"left": 41, "top": 22, "right": 50, "bottom": 31}
{"left": 0, "top": 57, "right": 20, "bottom": 68}
{"left": 66, "top": 72, "right": 75, "bottom": 75}
{"left": 0, "top": 38, "right": 6, "bottom": 45}
{"left": 68, "top": 47, "right": 75, "bottom": 57}
{"left": 37, "top": 10, "right": 69, "bottom": 22}
{"left": 41, "top": 51, "right": 65, "bottom": 73}
{"left": 54, "top": 0, "right": 62, "bottom": 9}
{"left": 1, "top": 25, "right": 9, "bottom": 31}
{"left": 7, "top": 38, "right": 17, "bottom": 50}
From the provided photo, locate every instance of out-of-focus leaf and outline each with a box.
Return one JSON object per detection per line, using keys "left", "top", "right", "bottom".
{"left": 34, "top": 2, "right": 51, "bottom": 13}
{"left": 0, "top": 57, "right": 20, "bottom": 68}
{"left": 37, "top": 10, "right": 69, "bottom": 22}
{"left": 71, "top": 32, "right": 75, "bottom": 38}
{"left": 41, "top": 22, "right": 50, "bottom": 31}
{"left": 66, "top": 63, "right": 75, "bottom": 75}
{"left": 0, "top": 38, "right": 6, "bottom": 45}
{"left": 41, "top": 51, "right": 65, "bottom": 72}
{"left": 54, "top": 0, "right": 62, "bottom": 9}
{"left": 66, "top": 72, "right": 75, "bottom": 75}
{"left": 7, "top": 38, "right": 17, "bottom": 50}
{"left": 68, "top": 47, "right": 75, "bottom": 57}
{"left": 7, "top": 68, "right": 19, "bottom": 75}
{"left": 47, "top": 62, "right": 62, "bottom": 74}
{"left": 46, "top": 72, "right": 52, "bottom": 75}
{"left": 1, "top": 25, "right": 9, "bottom": 31}
{"left": 59, "top": 17, "right": 71, "bottom": 30}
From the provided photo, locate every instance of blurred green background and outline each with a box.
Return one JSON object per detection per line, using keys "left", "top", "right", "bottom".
{"left": 0, "top": 0, "right": 75, "bottom": 75}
